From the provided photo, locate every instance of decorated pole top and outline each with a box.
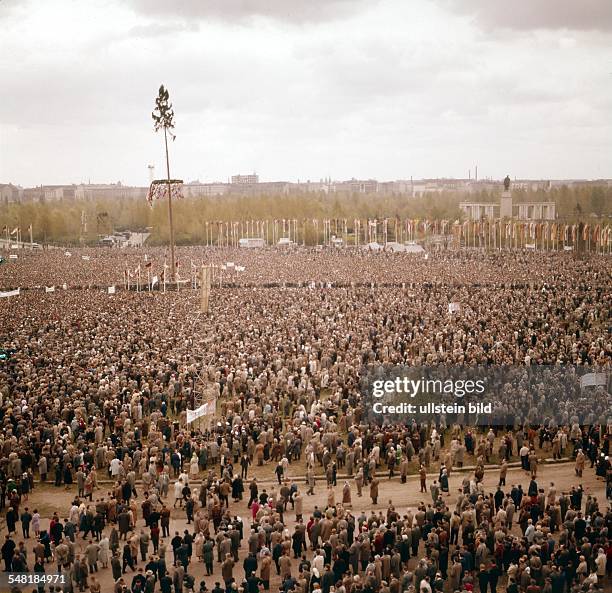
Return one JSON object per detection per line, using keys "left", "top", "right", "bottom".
{"left": 146, "top": 179, "right": 184, "bottom": 206}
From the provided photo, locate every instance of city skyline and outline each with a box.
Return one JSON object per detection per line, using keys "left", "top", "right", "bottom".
{"left": 1, "top": 0, "right": 612, "bottom": 187}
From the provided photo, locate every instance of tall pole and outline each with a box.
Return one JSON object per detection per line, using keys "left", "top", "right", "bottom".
{"left": 164, "top": 127, "right": 176, "bottom": 282}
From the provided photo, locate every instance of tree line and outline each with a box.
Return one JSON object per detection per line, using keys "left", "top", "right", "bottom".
{"left": 0, "top": 185, "right": 610, "bottom": 246}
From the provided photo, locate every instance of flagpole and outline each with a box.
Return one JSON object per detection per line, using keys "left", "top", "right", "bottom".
{"left": 164, "top": 127, "right": 176, "bottom": 283}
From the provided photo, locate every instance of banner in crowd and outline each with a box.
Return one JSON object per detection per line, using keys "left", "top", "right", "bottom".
{"left": 580, "top": 372, "right": 608, "bottom": 389}
{"left": 0, "top": 288, "right": 20, "bottom": 298}
{"left": 45, "top": 286, "right": 55, "bottom": 293}
{"left": 448, "top": 302, "right": 461, "bottom": 314}
{"left": 186, "top": 398, "right": 217, "bottom": 424}
{"left": 108, "top": 286, "right": 116, "bottom": 294}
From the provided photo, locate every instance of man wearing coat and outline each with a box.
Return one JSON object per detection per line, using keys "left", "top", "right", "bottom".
{"left": 370, "top": 477, "right": 379, "bottom": 505}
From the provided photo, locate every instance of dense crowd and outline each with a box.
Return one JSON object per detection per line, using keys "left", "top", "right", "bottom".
{"left": 1, "top": 247, "right": 610, "bottom": 290}
{"left": 0, "top": 248, "right": 610, "bottom": 593}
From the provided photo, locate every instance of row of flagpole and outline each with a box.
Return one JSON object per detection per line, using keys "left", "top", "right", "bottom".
{"left": 197, "top": 218, "right": 612, "bottom": 252}
{"left": 123, "top": 258, "right": 248, "bottom": 292}
{"left": 454, "top": 220, "right": 612, "bottom": 253}
{"left": 3, "top": 219, "right": 611, "bottom": 253}
{"left": 1, "top": 225, "right": 34, "bottom": 248}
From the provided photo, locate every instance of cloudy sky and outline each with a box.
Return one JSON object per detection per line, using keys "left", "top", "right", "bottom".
{"left": 1, "top": 0, "right": 611, "bottom": 187}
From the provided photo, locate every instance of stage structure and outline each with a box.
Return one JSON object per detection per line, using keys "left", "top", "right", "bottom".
{"left": 200, "top": 264, "right": 211, "bottom": 313}
{"left": 188, "top": 352, "right": 218, "bottom": 431}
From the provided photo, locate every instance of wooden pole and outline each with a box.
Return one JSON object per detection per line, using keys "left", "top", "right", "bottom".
{"left": 200, "top": 265, "right": 211, "bottom": 314}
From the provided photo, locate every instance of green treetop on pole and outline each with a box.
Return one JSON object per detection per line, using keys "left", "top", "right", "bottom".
{"left": 152, "top": 84, "right": 177, "bottom": 282}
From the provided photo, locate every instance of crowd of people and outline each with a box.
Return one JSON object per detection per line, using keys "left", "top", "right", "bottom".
{"left": 0, "top": 248, "right": 610, "bottom": 593}
{"left": 1, "top": 247, "right": 610, "bottom": 290}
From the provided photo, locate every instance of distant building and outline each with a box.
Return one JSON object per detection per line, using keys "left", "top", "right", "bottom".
{"left": 516, "top": 202, "right": 556, "bottom": 220}
{"left": 44, "top": 185, "right": 76, "bottom": 201}
{"left": 184, "top": 183, "right": 228, "bottom": 198}
{"left": 229, "top": 181, "right": 290, "bottom": 196}
{"left": 75, "top": 183, "right": 146, "bottom": 201}
{"left": 231, "top": 174, "right": 259, "bottom": 184}
{"left": 459, "top": 202, "right": 498, "bottom": 220}
{"left": 332, "top": 179, "right": 379, "bottom": 194}
{"left": 0, "top": 184, "right": 23, "bottom": 204}
{"left": 461, "top": 194, "right": 556, "bottom": 221}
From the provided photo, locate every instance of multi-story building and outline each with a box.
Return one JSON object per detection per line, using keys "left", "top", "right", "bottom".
{"left": 231, "top": 174, "right": 259, "bottom": 184}
{"left": 75, "top": 183, "right": 147, "bottom": 201}
{"left": 0, "top": 184, "right": 23, "bottom": 203}
{"left": 184, "top": 183, "right": 229, "bottom": 198}
{"left": 332, "top": 179, "right": 379, "bottom": 194}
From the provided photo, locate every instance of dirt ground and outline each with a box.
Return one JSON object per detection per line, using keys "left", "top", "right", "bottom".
{"left": 1, "top": 459, "right": 607, "bottom": 593}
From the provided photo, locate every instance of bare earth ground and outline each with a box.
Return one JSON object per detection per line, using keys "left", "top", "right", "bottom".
{"left": 1, "top": 459, "right": 607, "bottom": 593}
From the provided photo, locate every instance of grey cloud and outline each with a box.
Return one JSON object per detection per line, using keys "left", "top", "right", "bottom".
{"left": 437, "top": 0, "right": 612, "bottom": 31}
{"left": 125, "top": 0, "right": 372, "bottom": 24}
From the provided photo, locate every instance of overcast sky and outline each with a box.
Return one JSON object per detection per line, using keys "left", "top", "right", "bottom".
{"left": 1, "top": 0, "right": 611, "bottom": 187}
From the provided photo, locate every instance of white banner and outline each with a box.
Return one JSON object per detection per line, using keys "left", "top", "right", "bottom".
{"left": 82, "top": 255, "right": 90, "bottom": 261}
{"left": 65, "top": 251, "right": 72, "bottom": 257}
{"left": 235, "top": 266, "right": 245, "bottom": 272}
{"left": 45, "top": 286, "right": 55, "bottom": 293}
{"left": 448, "top": 302, "right": 461, "bottom": 314}
{"left": 580, "top": 373, "right": 608, "bottom": 389}
{"left": 0, "top": 288, "right": 20, "bottom": 298}
{"left": 108, "top": 286, "right": 116, "bottom": 294}
{"left": 226, "top": 262, "right": 235, "bottom": 268}
{"left": 563, "top": 246, "right": 574, "bottom": 251}
{"left": 186, "top": 398, "right": 216, "bottom": 424}
{"left": 9, "top": 254, "right": 17, "bottom": 259}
